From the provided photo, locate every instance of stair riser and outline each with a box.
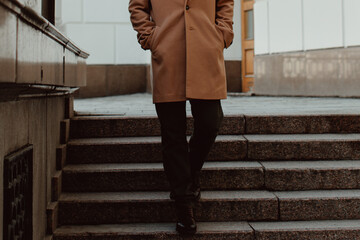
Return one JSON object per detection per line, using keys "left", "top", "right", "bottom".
{"left": 62, "top": 168, "right": 264, "bottom": 192}
{"left": 62, "top": 167, "right": 360, "bottom": 192}
{"left": 254, "top": 230, "right": 360, "bottom": 240}
{"left": 68, "top": 139, "right": 360, "bottom": 164}
{"left": 70, "top": 115, "right": 360, "bottom": 138}
{"left": 67, "top": 140, "right": 247, "bottom": 164}
{"left": 58, "top": 200, "right": 278, "bottom": 225}
{"left": 279, "top": 198, "right": 360, "bottom": 221}
{"left": 265, "top": 169, "right": 360, "bottom": 191}
{"left": 248, "top": 141, "right": 360, "bottom": 160}
{"left": 246, "top": 115, "right": 360, "bottom": 134}
{"left": 54, "top": 233, "right": 252, "bottom": 240}
{"left": 70, "top": 116, "right": 245, "bottom": 138}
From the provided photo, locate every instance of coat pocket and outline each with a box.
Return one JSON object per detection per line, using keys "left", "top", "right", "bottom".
{"left": 215, "top": 24, "right": 225, "bottom": 49}
{"left": 149, "top": 26, "right": 160, "bottom": 51}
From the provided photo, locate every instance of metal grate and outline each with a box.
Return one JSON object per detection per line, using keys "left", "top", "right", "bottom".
{"left": 3, "top": 145, "right": 33, "bottom": 240}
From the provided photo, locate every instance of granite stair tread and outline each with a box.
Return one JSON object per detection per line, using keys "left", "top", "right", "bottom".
{"left": 58, "top": 190, "right": 278, "bottom": 224}
{"left": 245, "top": 133, "right": 360, "bottom": 142}
{"left": 70, "top": 115, "right": 245, "bottom": 138}
{"left": 53, "top": 219, "right": 360, "bottom": 234}
{"left": 66, "top": 135, "right": 247, "bottom": 164}
{"left": 246, "top": 133, "right": 360, "bottom": 160}
{"left": 62, "top": 160, "right": 360, "bottom": 192}
{"left": 54, "top": 222, "right": 252, "bottom": 235}
{"left": 68, "top": 135, "right": 245, "bottom": 145}
{"left": 59, "top": 190, "right": 277, "bottom": 202}
{"left": 62, "top": 161, "right": 263, "bottom": 172}
{"left": 69, "top": 114, "right": 360, "bottom": 138}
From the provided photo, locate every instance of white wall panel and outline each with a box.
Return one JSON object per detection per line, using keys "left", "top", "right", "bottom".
{"left": 254, "top": 0, "right": 269, "bottom": 55}
{"left": 84, "top": 0, "right": 129, "bottom": 23}
{"left": 303, "top": 0, "right": 343, "bottom": 50}
{"left": 224, "top": 0, "right": 242, "bottom": 60}
{"left": 116, "top": 25, "right": 150, "bottom": 64}
{"left": 65, "top": 24, "right": 115, "bottom": 64}
{"left": 269, "top": 0, "right": 303, "bottom": 53}
{"left": 344, "top": 0, "right": 360, "bottom": 47}
{"left": 59, "top": 0, "right": 83, "bottom": 23}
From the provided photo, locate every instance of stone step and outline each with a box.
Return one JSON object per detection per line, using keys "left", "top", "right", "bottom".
{"left": 58, "top": 191, "right": 278, "bottom": 225}
{"left": 53, "top": 222, "right": 253, "bottom": 240}
{"left": 53, "top": 220, "right": 360, "bottom": 240}
{"left": 67, "top": 134, "right": 360, "bottom": 164}
{"left": 66, "top": 135, "right": 247, "bottom": 164}
{"left": 62, "top": 161, "right": 264, "bottom": 192}
{"left": 263, "top": 160, "right": 360, "bottom": 190}
{"left": 274, "top": 189, "right": 360, "bottom": 221}
{"left": 245, "top": 114, "right": 360, "bottom": 134}
{"left": 58, "top": 190, "right": 360, "bottom": 225}
{"left": 246, "top": 133, "right": 360, "bottom": 160}
{"left": 70, "top": 114, "right": 360, "bottom": 138}
{"left": 70, "top": 115, "right": 245, "bottom": 138}
{"left": 61, "top": 160, "right": 360, "bottom": 192}
{"left": 250, "top": 220, "right": 360, "bottom": 240}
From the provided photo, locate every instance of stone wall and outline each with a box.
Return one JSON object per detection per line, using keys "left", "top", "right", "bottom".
{"left": 75, "top": 61, "right": 242, "bottom": 99}
{"left": 0, "top": 96, "right": 69, "bottom": 240}
{"left": 253, "top": 47, "right": 360, "bottom": 97}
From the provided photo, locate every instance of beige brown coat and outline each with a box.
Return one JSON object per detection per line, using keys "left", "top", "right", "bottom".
{"left": 129, "top": 0, "right": 234, "bottom": 103}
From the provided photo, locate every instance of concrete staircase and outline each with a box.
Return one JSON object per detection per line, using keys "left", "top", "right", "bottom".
{"left": 52, "top": 114, "right": 360, "bottom": 239}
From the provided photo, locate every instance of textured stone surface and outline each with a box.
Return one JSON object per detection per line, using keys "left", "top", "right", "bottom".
{"left": 263, "top": 160, "right": 360, "bottom": 190}
{"left": 246, "top": 114, "right": 360, "bottom": 134}
{"left": 41, "top": 34, "right": 64, "bottom": 86}
{"left": 251, "top": 220, "right": 360, "bottom": 240}
{"left": 67, "top": 135, "right": 247, "bottom": 164}
{"left": 74, "top": 94, "right": 360, "bottom": 117}
{"left": 70, "top": 115, "right": 245, "bottom": 138}
{"left": 17, "top": 20, "right": 42, "bottom": 84}
{"left": 62, "top": 161, "right": 264, "bottom": 192}
{"left": 0, "top": 5, "right": 16, "bottom": 83}
{"left": 253, "top": 47, "right": 360, "bottom": 97}
{"left": 54, "top": 222, "right": 253, "bottom": 240}
{"left": 58, "top": 191, "right": 278, "bottom": 225}
{"left": 275, "top": 190, "right": 360, "bottom": 220}
{"left": 247, "top": 134, "right": 360, "bottom": 160}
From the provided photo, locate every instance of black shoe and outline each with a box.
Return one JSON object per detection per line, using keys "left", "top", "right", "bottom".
{"left": 192, "top": 171, "right": 201, "bottom": 201}
{"left": 175, "top": 200, "right": 197, "bottom": 235}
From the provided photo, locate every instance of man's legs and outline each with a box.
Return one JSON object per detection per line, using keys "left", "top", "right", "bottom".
{"left": 155, "top": 101, "right": 197, "bottom": 235}
{"left": 189, "top": 99, "right": 224, "bottom": 196}
{"left": 155, "top": 101, "right": 194, "bottom": 199}
{"left": 155, "top": 99, "right": 223, "bottom": 235}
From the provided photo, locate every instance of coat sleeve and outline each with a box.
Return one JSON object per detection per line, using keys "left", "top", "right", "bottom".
{"left": 128, "top": 0, "right": 156, "bottom": 50}
{"left": 216, "top": 0, "right": 234, "bottom": 49}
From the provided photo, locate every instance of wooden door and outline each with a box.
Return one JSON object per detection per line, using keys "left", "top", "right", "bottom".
{"left": 241, "top": 0, "right": 255, "bottom": 92}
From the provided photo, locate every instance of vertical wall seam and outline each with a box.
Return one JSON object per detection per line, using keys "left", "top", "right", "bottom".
{"left": 81, "top": 0, "right": 84, "bottom": 23}
{"left": 267, "top": 0, "right": 271, "bottom": 54}
{"left": 301, "top": 0, "right": 305, "bottom": 51}
{"left": 342, "top": 0, "right": 346, "bottom": 48}
{"left": 114, "top": 24, "right": 117, "bottom": 64}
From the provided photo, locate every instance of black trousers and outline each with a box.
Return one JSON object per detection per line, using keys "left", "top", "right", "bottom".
{"left": 155, "top": 99, "right": 224, "bottom": 200}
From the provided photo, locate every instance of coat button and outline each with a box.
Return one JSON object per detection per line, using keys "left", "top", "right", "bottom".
{"left": 186, "top": 5, "right": 190, "bottom": 10}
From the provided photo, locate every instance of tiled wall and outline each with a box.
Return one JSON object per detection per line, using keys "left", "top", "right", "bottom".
{"left": 254, "top": 0, "right": 360, "bottom": 55}
{"left": 56, "top": 0, "right": 242, "bottom": 65}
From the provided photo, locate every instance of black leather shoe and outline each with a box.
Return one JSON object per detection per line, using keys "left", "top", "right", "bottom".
{"left": 192, "top": 171, "right": 201, "bottom": 201}
{"left": 175, "top": 200, "right": 197, "bottom": 235}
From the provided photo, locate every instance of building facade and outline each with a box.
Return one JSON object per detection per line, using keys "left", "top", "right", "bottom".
{"left": 57, "top": 0, "right": 360, "bottom": 97}
{"left": 55, "top": 0, "right": 243, "bottom": 97}
{"left": 254, "top": 0, "right": 360, "bottom": 97}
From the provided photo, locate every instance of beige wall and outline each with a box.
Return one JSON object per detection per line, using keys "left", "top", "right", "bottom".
{"left": 253, "top": 47, "right": 360, "bottom": 97}
{"left": 0, "top": 96, "right": 66, "bottom": 240}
